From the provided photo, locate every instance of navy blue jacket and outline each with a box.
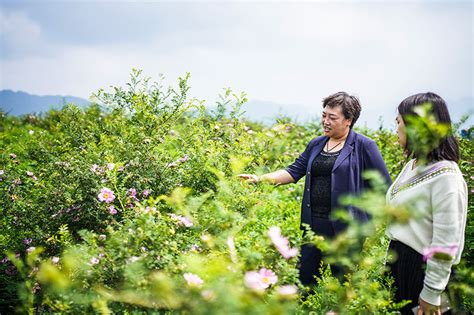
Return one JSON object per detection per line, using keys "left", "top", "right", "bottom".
{"left": 286, "top": 129, "right": 392, "bottom": 232}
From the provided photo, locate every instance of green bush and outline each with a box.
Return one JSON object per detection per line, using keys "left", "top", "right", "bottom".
{"left": 0, "top": 70, "right": 472, "bottom": 314}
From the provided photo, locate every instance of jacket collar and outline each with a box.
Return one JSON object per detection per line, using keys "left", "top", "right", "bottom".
{"left": 332, "top": 129, "right": 356, "bottom": 172}
{"left": 307, "top": 129, "right": 357, "bottom": 173}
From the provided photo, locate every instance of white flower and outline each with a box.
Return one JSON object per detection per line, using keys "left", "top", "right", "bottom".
{"left": 52, "top": 257, "right": 60, "bottom": 264}
{"left": 276, "top": 285, "right": 298, "bottom": 298}
{"left": 129, "top": 256, "right": 140, "bottom": 263}
{"left": 90, "top": 257, "right": 100, "bottom": 265}
{"left": 183, "top": 272, "right": 204, "bottom": 287}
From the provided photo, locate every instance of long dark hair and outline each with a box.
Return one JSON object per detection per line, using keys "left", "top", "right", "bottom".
{"left": 398, "top": 92, "right": 459, "bottom": 162}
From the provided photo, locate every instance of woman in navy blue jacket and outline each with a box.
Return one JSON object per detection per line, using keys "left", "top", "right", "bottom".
{"left": 239, "top": 92, "right": 391, "bottom": 286}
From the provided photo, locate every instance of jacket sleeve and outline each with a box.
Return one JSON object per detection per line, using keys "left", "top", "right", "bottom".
{"left": 286, "top": 138, "right": 316, "bottom": 183}
{"left": 362, "top": 139, "right": 392, "bottom": 186}
{"left": 420, "top": 174, "right": 467, "bottom": 305}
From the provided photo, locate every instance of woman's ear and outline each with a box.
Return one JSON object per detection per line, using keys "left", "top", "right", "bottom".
{"left": 346, "top": 119, "right": 352, "bottom": 128}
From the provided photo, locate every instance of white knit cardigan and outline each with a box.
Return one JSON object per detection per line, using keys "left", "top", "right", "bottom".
{"left": 386, "top": 159, "right": 468, "bottom": 306}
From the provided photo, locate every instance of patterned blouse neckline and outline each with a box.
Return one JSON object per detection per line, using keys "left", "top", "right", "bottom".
{"left": 389, "top": 159, "right": 457, "bottom": 200}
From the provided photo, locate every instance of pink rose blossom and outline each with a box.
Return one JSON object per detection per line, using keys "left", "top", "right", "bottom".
{"left": 108, "top": 206, "right": 117, "bottom": 215}
{"left": 268, "top": 226, "right": 299, "bottom": 259}
{"left": 98, "top": 188, "right": 115, "bottom": 203}
{"left": 143, "top": 206, "right": 156, "bottom": 214}
{"left": 201, "top": 289, "right": 216, "bottom": 301}
{"left": 245, "top": 271, "right": 266, "bottom": 291}
{"left": 184, "top": 272, "right": 204, "bottom": 287}
{"left": 168, "top": 213, "right": 193, "bottom": 227}
{"left": 245, "top": 268, "right": 278, "bottom": 291}
{"left": 276, "top": 285, "right": 298, "bottom": 298}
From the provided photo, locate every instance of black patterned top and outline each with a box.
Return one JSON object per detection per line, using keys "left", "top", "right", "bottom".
{"left": 310, "top": 150, "right": 340, "bottom": 218}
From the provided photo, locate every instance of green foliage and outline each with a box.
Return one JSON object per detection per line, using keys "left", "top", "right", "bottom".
{"left": 0, "top": 70, "right": 472, "bottom": 314}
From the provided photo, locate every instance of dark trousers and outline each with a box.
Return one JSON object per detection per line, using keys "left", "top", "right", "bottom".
{"left": 298, "top": 216, "right": 341, "bottom": 286}
{"left": 387, "top": 240, "right": 425, "bottom": 315}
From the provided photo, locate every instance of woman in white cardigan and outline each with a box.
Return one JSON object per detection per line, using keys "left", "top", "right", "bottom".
{"left": 386, "top": 92, "right": 467, "bottom": 315}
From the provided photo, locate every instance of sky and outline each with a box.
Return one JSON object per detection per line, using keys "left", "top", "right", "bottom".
{"left": 0, "top": 0, "right": 472, "bottom": 129}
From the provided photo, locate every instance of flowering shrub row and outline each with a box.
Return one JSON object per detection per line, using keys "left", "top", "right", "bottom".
{"left": 0, "top": 70, "right": 472, "bottom": 313}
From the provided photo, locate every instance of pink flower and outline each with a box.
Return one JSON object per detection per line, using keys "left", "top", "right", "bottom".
{"left": 118, "top": 166, "right": 124, "bottom": 172}
{"left": 245, "top": 268, "right": 278, "bottom": 291}
{"left": 128, "top": 188, "right": 139, "bottom": 201}
{"left": 26, "top": 171, "right": 34, "bottom": 177}
{"left": 183, "top": 272, "right": 204, "bottom": 287}
{"left": 168, "top": 213, "right": 193, "bottom": 227}
{"left": 268, "top": 226, "right": 298, "bottom": 259}
{"left": 90, "top": 257, "right": 100, "bottom": 265}
{"left": 422, "top": 245, "right": 458, "bottom": 262}
{"left": 1, "top": 257, "right": 8, "bottom": 264}
{"left": 142, "top": 189, "right": 150, "bottom": 197}
{"left": 108, "top": 206, "right": 117, "bottom": 215}
{"left": 98, "top": 188, "right": 115, "bottom": 203}
{"left": 258, "top": 268, "right": 278, "bottom": 287}
{"left": 26, "top": 246, "right": 36, "bottom": 254}
{"left": 177, "top": 154, "right": 190, "bottom": 163}
{"left": 276, "top": 285, "right": 298, "bottom": 298}
{"left": 9, "top": 153, "right": 17, "bottom": 159}
{"left": 52, "top": 257, "right": 60, "bottom": 264}
{"left": 107, "top": 163, "right": 115, "bottom": 171}
{"left": 143, "top": 206, "right": 156, "bottom": 214}
{"left": 245, "top": 271, "right": 266, "bottom": 291}
{"left": 98, "top": 234, "right": 106, "bottom": 241}
{"left": 91, "top": 164, "right": 99, "bottom": 173}
{"left": 23, "top": 238, "right": 32, "bottom": 245}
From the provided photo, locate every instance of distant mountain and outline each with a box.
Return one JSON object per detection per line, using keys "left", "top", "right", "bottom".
{"left": 0, "top": 90, "right": 90, "bottom": 116}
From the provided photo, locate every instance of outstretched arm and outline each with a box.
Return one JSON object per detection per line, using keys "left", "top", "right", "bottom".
{"left": 238, "top": 170, "right": 295, "bottom": 185}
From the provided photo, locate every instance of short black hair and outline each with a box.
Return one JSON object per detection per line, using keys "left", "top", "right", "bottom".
{"left": 322, "top": 92, "right": 361, "bottom": 129}
{"left": 398, "top": 92, "right": 459, "bottom": 162}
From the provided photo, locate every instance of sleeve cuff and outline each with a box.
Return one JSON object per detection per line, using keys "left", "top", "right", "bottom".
{"left": 285, "top": 168, "right": 299, "bottom": 183}
{"left": 419, "top": 286, "right": 442, "bottom": 306}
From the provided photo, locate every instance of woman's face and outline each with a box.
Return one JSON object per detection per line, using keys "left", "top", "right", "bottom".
{"left": 396, "top": 113, "right": 407, "bottom": 149}
{"left": 321, "top": 105, "right": 352, "bottom": 138}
